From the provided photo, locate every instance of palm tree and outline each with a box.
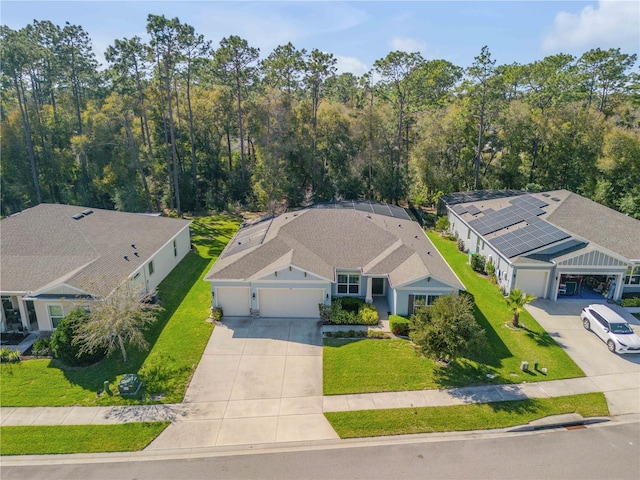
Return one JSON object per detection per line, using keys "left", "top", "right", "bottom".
{"left": 505, "top": 289, "right": 536, "bottom": 328}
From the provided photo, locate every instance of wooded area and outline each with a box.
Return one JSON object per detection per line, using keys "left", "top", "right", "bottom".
{"left": 2, "top": 15, "right": 639, "bottom": 217}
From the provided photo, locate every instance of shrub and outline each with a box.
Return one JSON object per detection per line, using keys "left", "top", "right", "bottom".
{"left": 319, "top": 303, "right": 333, "bottom": 322}
{"left": 340, "top": 296, "right": 364, "bottom": 313}
{"left": 367, "top": 330, "right": 390, "bottom": 339}
{"left": 435, "top": 216, "right": 450, "bottom": 232}
{"left": 50, "top": 310, "right": 106, "bottom": 366}
{"left": 485, "top": 259, "right": 496, "bottom": 277}
{"left": 470, "top": 253, "right": 485, "bottom": 273}
{"left": 620, "top": 297, "right": 640, "bottom": 307}
{"left": 410, "top": 293, "right": 487, "bottom": 362}
{"left": 358, "top": 304, "right": 379, "bottom": 325}
{"left": 333, "top": 309, "right": 359, "bottom": 325}
{"left": 210, "top": 307, "right": 223, "bottom": 322}
{"left": 31, "top": 337, "right": 52, "bottom": 357}
{"left": 457, "top": 238, "right": 466, "bottom": 253}
{"left": 389, "top": 315, "right": 410, "bottom": 336}
{"left": 0, "top": 347, "right": 21, "bottom": 363}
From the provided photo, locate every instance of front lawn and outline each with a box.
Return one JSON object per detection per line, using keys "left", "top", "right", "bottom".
{"left": 0, "top": 422, "right": 169, "bottom": 455}
{"left": 0, "top": 216, "right": 240, "bottom": 407}
{"left": 323, "top": 231, "right": 584, "bottom": 395}
{"left": 325, "top": 393, "right": 608, "bottom": 438}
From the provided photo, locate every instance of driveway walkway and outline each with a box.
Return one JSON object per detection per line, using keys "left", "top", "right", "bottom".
{"left": 145, "top": 317, "right": 338, "bottom": 449}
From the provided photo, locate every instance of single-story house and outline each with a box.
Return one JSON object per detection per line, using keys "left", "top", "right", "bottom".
{"left": 441, "top": 189, "right": 640, "bottom": 301}
{"left": 0, "top": 204, "right": 191, "bottom": 333}
{"left": 205, "top": 201, "right": 465, "bottom": 318}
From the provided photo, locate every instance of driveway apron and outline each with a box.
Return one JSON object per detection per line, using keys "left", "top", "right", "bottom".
{"left": 146, "top": 318, "right": 338, "bottom": 450}
{"left": 526, "top": 299, "right": 640, "bottom": 416}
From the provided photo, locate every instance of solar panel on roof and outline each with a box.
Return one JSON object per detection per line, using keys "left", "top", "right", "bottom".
{"left": 491, "top": 218, "right": 570, "bottom": 258}
{"left": 466, "top": 205, "right": 481, "bottom": 215}
{"left": 452, "top": 204, "right": 468, "bottom": 215}
{"left": 482, "top": 208, "right": 494, "bottom": 214}
{"left": 371, "top": 203, "right": 390, "bottom": 216}
{"left": 354, "top": 201, "right": 372, "bottom": 212}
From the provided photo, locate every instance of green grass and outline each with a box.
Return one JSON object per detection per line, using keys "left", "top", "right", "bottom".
{"left": 0, "top": 422, "right": 169, "bottom": 455}
{"left": 323, "top": 232, "right": 584, "bottom": 395}
{"left": 325, "top": 393, "right": 608, "bottom": 438}
{"left": 324, "top": 339, "right": 439, "bottom": 395}
{"left": 0, "top": 216, "right": 241, "bottom": 407}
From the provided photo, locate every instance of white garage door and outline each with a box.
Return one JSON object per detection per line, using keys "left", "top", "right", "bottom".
{"left": 515, "top": 270, "right": 548, "bottom": 298}
{"left": 258, "top": 288, "right": 324, "bottom": 318}
{"left": 216, "top": 287, "right": 250, "bottom": 316}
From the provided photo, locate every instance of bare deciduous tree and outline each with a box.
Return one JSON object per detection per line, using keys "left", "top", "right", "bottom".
{"left": 75, "top": 281, "right": 162, "bottom": 363}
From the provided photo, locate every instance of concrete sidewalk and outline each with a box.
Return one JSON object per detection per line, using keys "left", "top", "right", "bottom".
{"left": 323, "top": 372, "right": 639, "bottom": 416}
{"left": 3, "top": 371, "right": 638, "bottom": 428}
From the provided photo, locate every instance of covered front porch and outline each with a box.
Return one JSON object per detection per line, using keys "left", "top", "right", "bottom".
{"left": 1, "top": 295, "right": 38, "bottom": 333}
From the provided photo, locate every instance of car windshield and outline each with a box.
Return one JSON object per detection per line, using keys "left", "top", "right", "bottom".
{"left": 610, "top": 323, "right": 634, "bottom": 334}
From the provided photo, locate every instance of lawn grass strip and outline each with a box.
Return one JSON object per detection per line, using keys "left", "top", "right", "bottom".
{"left": 0, "top": 422, "right": 170, "bottom": 455}
{"left": 324, "top": 393, "right": 608, "bottom": 438}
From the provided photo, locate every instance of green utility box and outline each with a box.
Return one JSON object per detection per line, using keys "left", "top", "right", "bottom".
{"left": 118, "top": 374, "right": 143, "bottom": 397}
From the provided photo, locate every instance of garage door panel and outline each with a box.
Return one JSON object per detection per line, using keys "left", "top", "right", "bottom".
{"left": 259, "top": 288, "right": 323, "bottom": 318}
{"left": 217, "top": 287, "right": 250, "bottom": 316}
{"left": 515, "top": 271, "right": 548, "bottom": 298}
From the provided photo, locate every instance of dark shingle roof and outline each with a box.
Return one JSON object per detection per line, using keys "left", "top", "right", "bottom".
{"left": 0, "top": 204, "right": 190, "bottom": 295}
{"left": 206, "top": 206, "right": 464, "bottom": 290}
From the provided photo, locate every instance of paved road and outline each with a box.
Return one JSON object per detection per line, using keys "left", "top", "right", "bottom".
{"left": 3, "top": 420, "right": 638, "bottom": 479}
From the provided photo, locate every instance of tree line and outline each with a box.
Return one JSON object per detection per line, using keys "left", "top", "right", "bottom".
{"left": 2, "top": 15, "right": 639, "bottom": 218}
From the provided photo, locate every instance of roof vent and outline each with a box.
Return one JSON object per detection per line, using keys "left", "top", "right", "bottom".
{"left": 131, "top": 244, "right": 136, "bottom": 249}
{"left": 134, "top": 252, "right": 139, "bottom": 257}
{"left": 124, "top": 255, "right": 129, "bottom": 261}
{"left": 82, "top": 209, "right": 93, "bottom": 215}
{"left": 551, "top": 197, "right": 560, "bottom": 202}
{"left": 72, "top": 213, "right": 84, "bottom": 220}
{"left": 541, "top": 193, "right": 550, "bottom": 197}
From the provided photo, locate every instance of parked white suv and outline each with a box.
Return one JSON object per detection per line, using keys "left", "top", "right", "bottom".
{"left": 581, "top": 304, "right": 640, "bottom": 354}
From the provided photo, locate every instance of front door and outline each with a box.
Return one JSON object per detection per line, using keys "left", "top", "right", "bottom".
{"left": 372, "top": 278, "right": 385, "bottom": 296}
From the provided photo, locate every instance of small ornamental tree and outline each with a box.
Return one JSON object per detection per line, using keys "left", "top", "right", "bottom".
{"left": 409, "top": 293, "right": 486, "bottom": 362}
{"left": 435, "top": 216, "right": 450, "bottom": 232}
{"left": 74, "top": 281, "right": 163, "bottom": 363}
{"left": 505, "top": 289, "right": 535, "bottom": 328}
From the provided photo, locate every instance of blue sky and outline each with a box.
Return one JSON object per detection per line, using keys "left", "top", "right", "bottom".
{"left": 2, "top": 1, "right": 638, "bottom": 75}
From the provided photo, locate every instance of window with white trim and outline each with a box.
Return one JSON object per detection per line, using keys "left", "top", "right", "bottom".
{"left": 173, "top": 240, "right": 177, "bottom": 257}
{"left": 409, "top": 294, "right": 442, "bottom": 314}
{"left": 48, "top": 305, "right": 64, "bottom": 328}
{"left": 148, "top": 260, "right": 155, "bottom": 276}
{"left": 337, "top": 274, "right": 360, "bottom": 294}
{"left": 625, "top": 266, "right": 640, "bottom": 285}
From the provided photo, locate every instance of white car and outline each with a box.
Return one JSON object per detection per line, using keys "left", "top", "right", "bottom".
{"left": 581, "top": 304, "right": 640, "bottom": 354}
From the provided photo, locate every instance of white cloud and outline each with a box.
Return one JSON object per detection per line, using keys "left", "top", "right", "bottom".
{"left": 335, "top": 55, "right": 369, "bottom": 76}
{"left": 543, "top": 1, "right": 640, "bottom": 53}
{"left": 390, "top": 37, "right": 426, "bottom": 53}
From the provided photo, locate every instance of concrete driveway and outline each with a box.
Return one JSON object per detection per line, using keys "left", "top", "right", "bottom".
{"left": 526, "top": 299, "right": 640, "bottom": 415}
{"left": 147, "top": 317, "right": 337, "bottom": 449}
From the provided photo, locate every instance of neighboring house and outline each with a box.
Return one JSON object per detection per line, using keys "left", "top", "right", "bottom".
{"left": 0, "top": 204, "right": 191, "bottom": 333}
{"left": 205, "top": 201, "right": 464, "bottom": 318}
{"left": 441, "top": 190, "right": 640, "bottom": 301}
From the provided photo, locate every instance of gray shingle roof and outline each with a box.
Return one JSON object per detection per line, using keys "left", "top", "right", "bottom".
{"left": 545, "top": 191, "right": 640, "bottom": 260}
{"left": 206, "top": 207, "right": 464, "bottom": 290}
{"left": 0, "top": 204, "right": 190, "bottom": 295}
